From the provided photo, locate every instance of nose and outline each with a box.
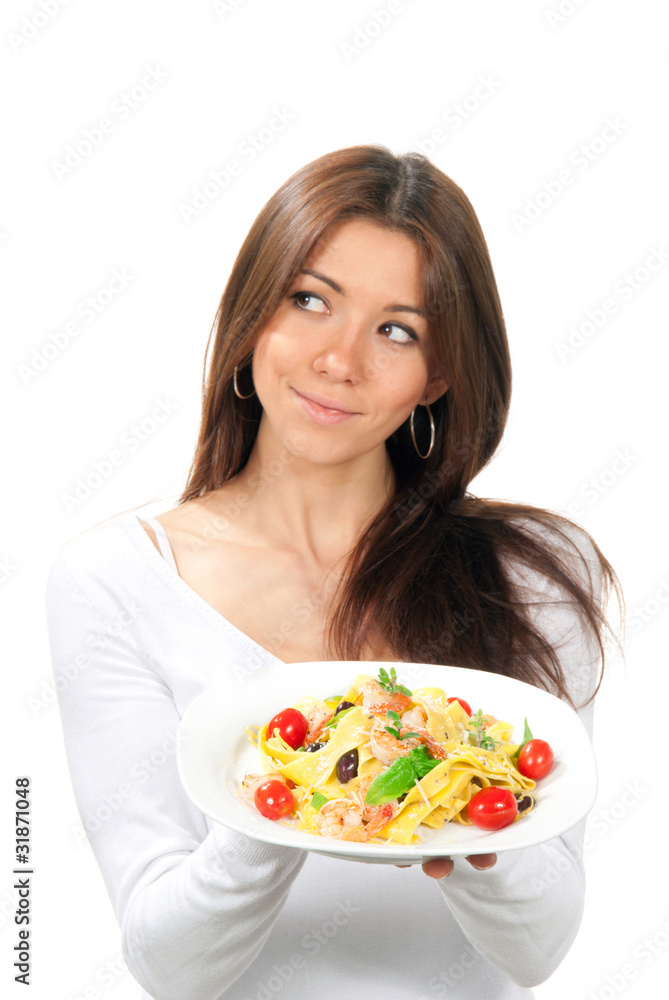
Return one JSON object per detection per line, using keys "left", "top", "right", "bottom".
{"left": 311, "top": 317, "right": 372, "bottom": 382}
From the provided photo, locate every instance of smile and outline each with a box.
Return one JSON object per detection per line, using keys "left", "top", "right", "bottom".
{"left": 292, "top": 388, "right": 359, "bottom": 425}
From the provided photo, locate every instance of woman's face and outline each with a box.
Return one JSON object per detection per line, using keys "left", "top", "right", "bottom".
{"left": 251, "top": 217, "right": 449, "bottom": 469}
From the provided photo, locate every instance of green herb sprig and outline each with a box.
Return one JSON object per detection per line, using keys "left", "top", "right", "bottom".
{"left": 467, "top": 709, "right": 499, "bottom": 751}
{"left": 377, "top": 667, "right": 412, "bottom": 697}
{"left": 322, "top": 706, "right": 354, "bottom": 731}
{"left": 383, "top": 710, "right": 421, "bottom": 742}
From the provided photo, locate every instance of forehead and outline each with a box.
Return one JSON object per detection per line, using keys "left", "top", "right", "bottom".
{"left": 304, "top": 218, "right": 424, "bottom": 299}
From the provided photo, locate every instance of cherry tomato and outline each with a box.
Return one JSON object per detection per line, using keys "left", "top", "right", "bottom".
{"left": 467, "top": 787, "right": 518, "bottom": 830}
{"left": 266, "top": 708, "right": 308, "bottom": 750}
{"left": 447, "top": 697, "right": 472, "bottom": 717}
{"left": 254, "top": 779, "right": 295, "bottom": 820}
{"left": 517, "top": 739, "right": 554, "bottom": 780}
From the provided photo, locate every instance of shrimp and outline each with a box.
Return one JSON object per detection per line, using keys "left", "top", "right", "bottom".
{"left": 369, "top": 716, "right": 449, "bottom": 766}
{"left": 369, "top": 717, "right": 422, "bottom": 766}
{"left": 361, "top": 678, "right": 411, "bottom": 716}
{"left": 315, "top": 799, "right": 367, "bottom": 841}
{"left": 315, "top": 797, "right": 397, "bottom": 841}
{"left": 400, "top": 705, "right": 428, "bottom": 730}
{"left": 240, "top": 772, "right": 289, "bottom": 805}
{"left": 298, "top": 699, "right": 334, "bottom": 745}
{"left": 411, "top": 728, "right": 449, "bottom": 761}
{"left": 363, "top": 802, "right": 398, "bottom": 838}
{"left": 351, "top": 775, "right": 398, "bottom": 823}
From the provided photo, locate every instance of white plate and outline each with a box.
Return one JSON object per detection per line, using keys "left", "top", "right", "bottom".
{"left": 177, "top": 661, "right": 597, "bottom": 864}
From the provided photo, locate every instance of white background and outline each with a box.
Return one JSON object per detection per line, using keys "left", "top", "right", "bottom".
{"left": 1, "top": 1, "right": 667, "bottom": 998}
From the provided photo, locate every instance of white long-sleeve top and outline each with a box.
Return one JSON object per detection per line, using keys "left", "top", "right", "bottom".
{"left": 44, "top": 510, "right": 603, "bottom": 1000}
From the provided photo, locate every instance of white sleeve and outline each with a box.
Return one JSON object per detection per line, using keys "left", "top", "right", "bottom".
{"left": 44, "top": 550, "right": 306, "bottom": 1000}
{"left": 435, "top": 524, "right": 604, "bottom": 989}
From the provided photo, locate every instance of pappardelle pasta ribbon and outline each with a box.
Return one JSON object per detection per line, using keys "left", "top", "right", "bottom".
{"left": 242, "top": 670, "right": 538, "bottom": 845}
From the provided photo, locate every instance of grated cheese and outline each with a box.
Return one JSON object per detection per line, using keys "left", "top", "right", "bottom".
{"left": 414, "top": 777, "right": 431, "bottom": 810}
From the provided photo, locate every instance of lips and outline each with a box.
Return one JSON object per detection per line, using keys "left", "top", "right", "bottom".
{"left": 293, "top": 388, "right": 357, "bottom": 414}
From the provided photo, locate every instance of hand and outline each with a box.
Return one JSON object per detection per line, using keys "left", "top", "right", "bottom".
{"left": 395, "top": 853, "right": 497, "bottom": 878}
{"left": 423, "top": 853, "right": 497, "bottom": 878}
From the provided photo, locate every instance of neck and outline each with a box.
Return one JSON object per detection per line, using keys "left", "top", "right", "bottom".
{"left": 219, "top": 425, "right": 396, "bottom": 567}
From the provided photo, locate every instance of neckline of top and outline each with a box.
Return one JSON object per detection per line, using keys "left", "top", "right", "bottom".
{"left": 130, "top": 513, "right": 287, "bottom": 666}
{"left": 127, "top": 512, "right": 405, "bottom": 670}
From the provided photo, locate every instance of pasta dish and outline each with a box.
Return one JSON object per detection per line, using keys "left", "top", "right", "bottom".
{"left": 241, "top": 668, "right": 546, "bottom": 845}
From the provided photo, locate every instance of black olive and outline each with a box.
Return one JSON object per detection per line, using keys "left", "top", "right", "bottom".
{"left": 515, "top": 794, "right": 533, "bottom": 814}
{"left": 335, "top": 700, "right": 355, "bottom": 715}
{"left": 336, "top": 748, "right": 359, "bottom": 783}
{"left": 304, "top": 741, "right": 327, "bottom": 753}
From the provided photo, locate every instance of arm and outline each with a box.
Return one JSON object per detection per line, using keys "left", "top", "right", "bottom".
{"left": 430, "top": 525, "right": 605, "bottom": 988}
{"left": 45, "top": 550, "right": 306, "bottom": 1000}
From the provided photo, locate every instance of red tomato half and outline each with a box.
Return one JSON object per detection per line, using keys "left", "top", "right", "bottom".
{"left": 254, "top": 779, "right": 295, "bottom": 820}
{"left": 467, "top": 787, "right": 518, "bottom": 830}
{"left": 447, "top": 697, "right": 472, "bottom": 718}
{"left": 266, "top": 708, "right": 308, "bottom": 750}
{"left": 517, "top": 739, "right": 554, "bottom": 780}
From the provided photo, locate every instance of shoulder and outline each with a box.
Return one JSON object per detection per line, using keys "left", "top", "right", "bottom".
{"left": 501, "top": 512, "right": 604, "bottom": 607}
{"left": 157, "top": 490, "right": 246, "bottom": 538}
{"left": 45, "top": 512, "right": 145, "bottom": 614}
{"left": 150, "top": 491, "right": 260, "bottom": 564}
{"left": 501, "top": 514, "right": 606, "bottom": 709}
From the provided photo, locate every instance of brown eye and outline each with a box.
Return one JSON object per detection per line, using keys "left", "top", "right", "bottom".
{"left": 380, "top": 322, "right": 417, "bottom": 345}
{"left": 291, "top": 291, "right": 328, "bottom": 313}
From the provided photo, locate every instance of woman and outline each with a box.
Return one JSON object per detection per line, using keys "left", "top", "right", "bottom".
{"left": 45, "top": 144, "right": 620, "bottom": 999}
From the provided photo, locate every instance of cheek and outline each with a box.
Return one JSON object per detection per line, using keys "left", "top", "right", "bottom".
{"left": 370, "top": 356, "right": 429, "bottom": 407}
{"left": 252, "top": 327, "right": 299, "bottom": 378}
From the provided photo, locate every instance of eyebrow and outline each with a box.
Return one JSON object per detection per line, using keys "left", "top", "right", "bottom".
{"left": 299, "top": 268, "right": 427, "bottom": 319}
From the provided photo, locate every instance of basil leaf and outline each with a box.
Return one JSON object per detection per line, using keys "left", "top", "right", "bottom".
{"left": 365, "top": 758, "right": 416, "bottom": 805}
{"left": 407, "top": 746, "right": 440, "bottom": 780}
{"left": 513, "top": 717, "right": 534, "bottom": 760}
{"left": 365, "top": 747, "right": 442, "bottom": 805}
{"left": 310, "top": 792, "right": 329, "bottom": 811}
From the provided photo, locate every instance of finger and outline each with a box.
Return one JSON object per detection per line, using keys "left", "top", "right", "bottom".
{"left": 465, "top": 853, "right": 497, "bottom": 870}
{"left": 394, "top": 864, "right": 411, "bottom": 868}
{"left": 421, "top": 857, "right": 454, "bottom": 879}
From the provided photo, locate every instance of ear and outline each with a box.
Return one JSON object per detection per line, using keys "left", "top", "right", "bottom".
{"left": 423, "top": 372, "right": 449, "bottom": 406}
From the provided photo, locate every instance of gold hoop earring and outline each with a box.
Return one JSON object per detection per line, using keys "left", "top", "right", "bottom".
{"left": 233, "top": 364, "right": 255, "bottom": 399}
{"left": 410, "top": 396, "right": 435, "bottom": 459}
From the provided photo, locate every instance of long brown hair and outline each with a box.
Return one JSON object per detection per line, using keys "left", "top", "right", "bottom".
{"left": 181, "top": 144, "right": 622, "bottom": 708}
